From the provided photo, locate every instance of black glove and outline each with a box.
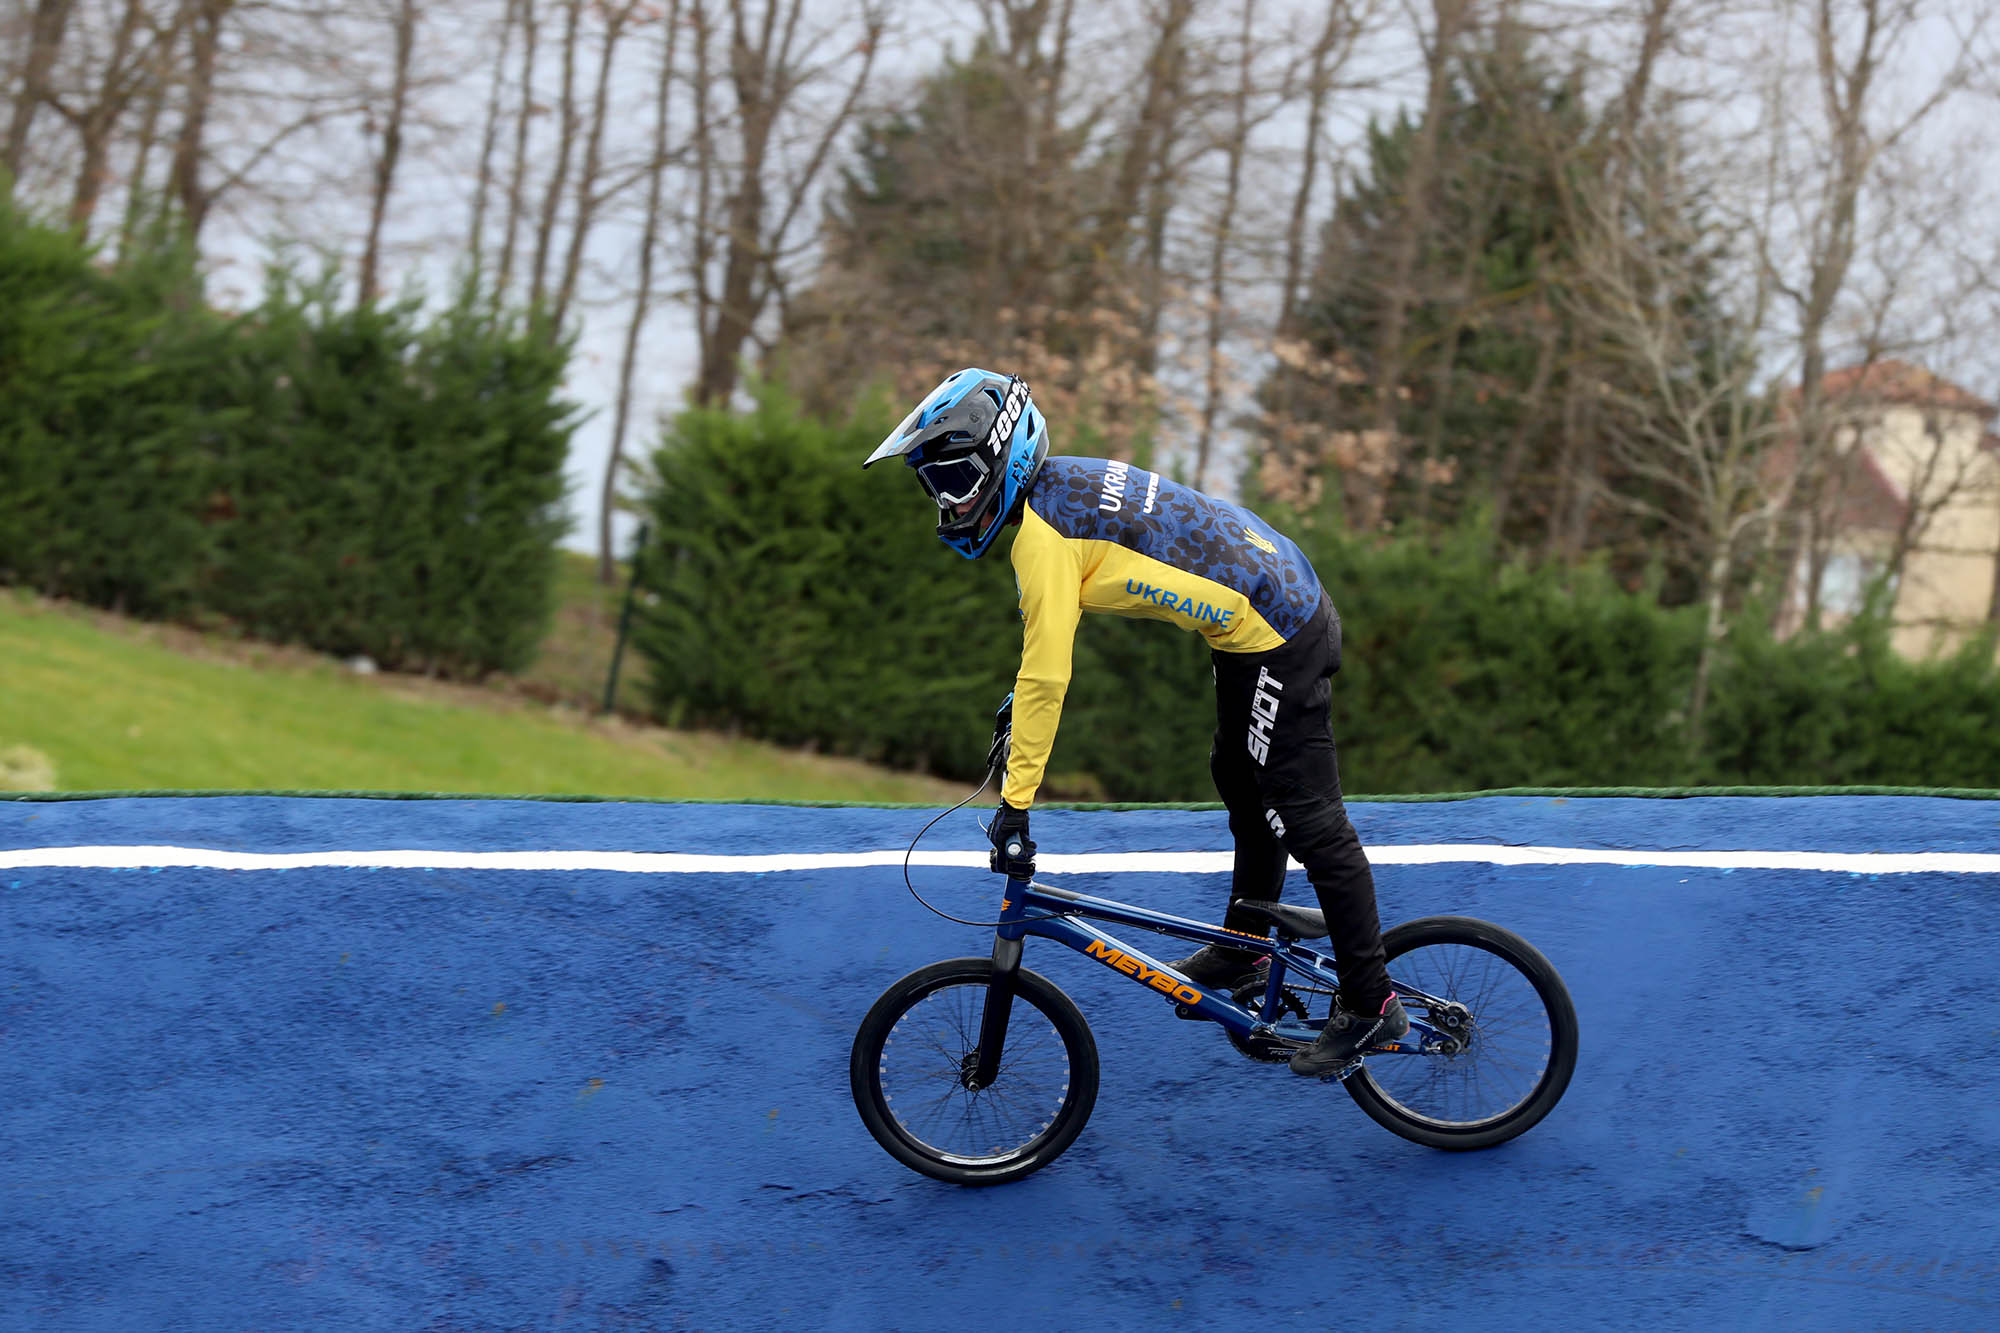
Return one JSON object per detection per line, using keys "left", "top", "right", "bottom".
{"left": 986, "top": 691, "right": 1014, "bottom": 777}
{"left": 988, "top": 801, "right": 1035, "bottom": 878}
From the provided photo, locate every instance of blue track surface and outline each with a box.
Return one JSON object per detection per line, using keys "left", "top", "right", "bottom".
{"left": 5, "top": 795, "right": 1999, "bottom": 1330}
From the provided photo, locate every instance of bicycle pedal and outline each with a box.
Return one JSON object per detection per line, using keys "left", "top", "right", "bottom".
{"left": 1318, "top": 1056, "right": 1364, "bottom": 1084}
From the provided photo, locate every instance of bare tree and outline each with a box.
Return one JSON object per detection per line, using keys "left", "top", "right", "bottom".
{"left": 114, "top": 0, "right": 182, "bottom": 248}
{"left": 528, "top": 0, "right": 582, "bottom": 312}
{"left": 4, "top": 0, "right": 78, "bottom": 190}
{"left": 1566, "top": 126, "right": 1793, "bottom": 744}
{"left": 162, "top": 0, "right": 230, "bottom": 237}
{"left": 552, "top": 0, "right": 645, "bottom": 332}
{"left": 1093, "top": 0, "right": 1197, "bottom": 297}
{"left": 600, "top": 0, "right": 683, "bottom": 584}
{"left": 1757, "top": 0, "right": 1987, "bottom": 630}
{"left": 1277, "top": 0, "right": 1370, "bottom": 334}
{"left": 495, "top": 0, "right": 540, "bottom": 304}
{"left": 1537, "top": 0, "right": 1677, "bottom": 557}
{"left": 359, "top": 0, "right": 419, "bottom": 303}
{"left": 49, "top": 0, "right": 172, "bottom": 227}
{"left": 689, "top": 0, "right": 885, "bottom": 408}
{"left": 1191, "top": 0, "right": 1259, "bottom": 490}
{"left": 1356, "top": 0, "right": 1472, "bottom": 530}
{"left": 1133, "top": 7, "right": 1192, "bottom": 378}
{"left": 465, "top": 0, "right": 517, "bottom": 289}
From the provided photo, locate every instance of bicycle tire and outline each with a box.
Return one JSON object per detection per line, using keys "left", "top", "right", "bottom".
{"left": 850, "top": 957, "right": 1099, "bottom": 1186}
{"left": 1342, "top": 914, "right": 1578, "bottom": 1151}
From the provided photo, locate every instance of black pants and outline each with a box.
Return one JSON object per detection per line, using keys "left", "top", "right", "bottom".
{"left": 1209, "top": 593, "right": 1391, "bottom": 1009}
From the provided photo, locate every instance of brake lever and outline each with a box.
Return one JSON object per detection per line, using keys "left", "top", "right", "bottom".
{"left": 986, "top": 691, "right": 1013, "bottom": 777}
{"left": 985, "top": 724, "right": 1011, "bottom": 778}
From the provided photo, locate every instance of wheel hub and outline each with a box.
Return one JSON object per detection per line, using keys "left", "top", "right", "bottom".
{"left": 958, "top": 1048, "right": 990, "bottom": 1090}
{"left": 1421, "top": 1001, "right": 1474, "bottom": 1056}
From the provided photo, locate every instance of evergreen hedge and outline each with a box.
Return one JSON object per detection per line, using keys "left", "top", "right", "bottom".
{"left": 635, "top": 390, "right": 2000, "bottom": 799}
{"left": 202, "top": 274, "right": 577, "bottom": 675}
{"left": 0, "top": 212, "right": 236, "bottom": 617}
{"left": 0, "top": 204, "right": 576, "bottom": 677}
{"left": 1699, "top": 617, "right": 2000, "bottom": 788}
{"left": 634, "top": 390, "right": 1022, "bottom": 778}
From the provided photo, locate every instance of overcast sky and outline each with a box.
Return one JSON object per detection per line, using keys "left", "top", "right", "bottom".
{"left": 152, "top": 0, "right": 1996, "bottom": 560}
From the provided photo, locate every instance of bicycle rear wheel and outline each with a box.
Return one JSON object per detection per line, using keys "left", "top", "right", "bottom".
{"left": 850, "top": 957, "right": 1099, "bottom": 1186}
{"left": 1342, "top": 915, "right": 1578, "bottom": 1151}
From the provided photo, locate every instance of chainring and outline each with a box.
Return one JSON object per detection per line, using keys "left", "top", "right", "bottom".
{"left": 1224, "top": 978, "right": 1311, "bottom": 1063}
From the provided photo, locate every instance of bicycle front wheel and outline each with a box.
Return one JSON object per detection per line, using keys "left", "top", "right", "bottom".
{"left": 1343, "top": 915, "right": 1578, "bottom": 1151}
{"left": 850, "top": 957, "right": 1098, "bottom": 1186}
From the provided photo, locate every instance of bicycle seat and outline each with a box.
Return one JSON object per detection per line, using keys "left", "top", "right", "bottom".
{"left": 1231, "top": 899, "right": 1328, "bottom": 940}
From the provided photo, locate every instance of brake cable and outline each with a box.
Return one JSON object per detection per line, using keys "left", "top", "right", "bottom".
{"left": 900, "top": 762, "right": 1071, "bottom": 929}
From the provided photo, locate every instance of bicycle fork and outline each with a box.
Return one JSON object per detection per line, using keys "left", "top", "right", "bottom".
{"left": 968, "top": 933, "right": 1021, "bottom": 1090}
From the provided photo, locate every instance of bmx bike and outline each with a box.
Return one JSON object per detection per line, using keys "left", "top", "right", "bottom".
{"left": 850, "top": 865, "right": 1579, "bottom": 1186}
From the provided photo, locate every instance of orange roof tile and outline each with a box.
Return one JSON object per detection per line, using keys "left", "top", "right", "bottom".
{"left": 1816, "top": 359, "right": 1996, "bottom": 419}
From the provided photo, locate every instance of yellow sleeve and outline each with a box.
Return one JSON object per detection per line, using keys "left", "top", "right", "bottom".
{"left": 1003, "top": 507, "right": 1083, "bottom": 808}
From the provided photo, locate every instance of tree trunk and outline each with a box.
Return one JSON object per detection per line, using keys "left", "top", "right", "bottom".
{"left": 687, "top": 0, "right": 716, "bottom": 392}
{"left": 1685, "top": 538, "right": 1733, "bottom": 766}
{"left": 1488, "top": 304, "right": 1558, "bottom": 542}
{"left": 1134, "top": 88, "right": 1182, "bottom": 377}
{"left": 601, "top": 0, "right": 683, "bottom": 585}
{"left": 495, "top": 0, "right": 539, "bottom": 304}
{"left": 1278, "top": 0, "right": 1349, "bottom": 333}
{"left": 529, "top": 0, "right": 583, "bottom": 314}
{"left": 697, "top": 154, "right": 769, "bottom": 407}
{"left": 694, "top": 0, "right": 786, "bottom": 407}
{"left": 467, "top": 0, "right": 519, "bottom": 289}
{"left": 692, "top": 0, "right": 878, "bottom": 408}
{"left": 1779, "top": 0, "right": 1900, "bottom": 633}
{"left": 1192, "top": 0, "right": 1257, "bottom": 490}
{"left": 166, "top": 0, "right": 229, "bottom": 239}
{"left": 555, "top": 1, "right": 640, "bottom": 333}
{"left": 1360, "top": 0, "right": 1468, "bottom": 530}
{"left": 66, "top": 0, "right": 153, "bottom": 229}
{"left": 1094, "top": 0, "right": 1195, "bottom": 280}
{"left": 118, "top": 6, "right": 181, "bottom": 252}
{"left": 4, "top": 0, "right": 76, "bottom": 189}
{"left": 360, "top": 0, "right": 419, "bottom": 304}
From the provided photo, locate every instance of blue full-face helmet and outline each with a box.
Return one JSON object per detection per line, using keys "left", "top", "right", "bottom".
{"left": 862, "top": 368, "right": 1048, "bottom": 559}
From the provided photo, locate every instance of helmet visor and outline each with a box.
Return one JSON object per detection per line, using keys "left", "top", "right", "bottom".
{"left": 915, "top": 454, "right": 989, "bottom": 509}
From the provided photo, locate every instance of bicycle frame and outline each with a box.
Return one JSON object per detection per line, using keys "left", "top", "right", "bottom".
{"left": 968, "top": 872, "right": 1449, "bottom": 1086}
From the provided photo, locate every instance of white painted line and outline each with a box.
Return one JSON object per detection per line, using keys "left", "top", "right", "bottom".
{"left": 2, "top": 845, "right": 1998, "bottom": 875}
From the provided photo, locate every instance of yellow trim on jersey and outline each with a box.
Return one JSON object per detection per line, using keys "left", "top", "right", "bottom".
{"left": 1002, "top": 506, "right": 1285, "bottom": 807}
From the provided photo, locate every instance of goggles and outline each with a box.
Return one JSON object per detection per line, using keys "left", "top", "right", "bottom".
{"left": 915, "top": 452, "right": 991, "bottom": 509}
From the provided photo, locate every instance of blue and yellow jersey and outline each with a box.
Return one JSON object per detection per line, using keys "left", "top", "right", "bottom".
{"left": 1002, "top": 457, "right": 1322, "bottom": 808}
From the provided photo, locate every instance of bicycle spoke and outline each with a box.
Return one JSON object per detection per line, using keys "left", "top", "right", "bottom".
{"left": 879, "top": 979, "right": 1074, "bottom": 1164}
{"left": 1360, "top": 938, "right": 1555, "bottom": 1129}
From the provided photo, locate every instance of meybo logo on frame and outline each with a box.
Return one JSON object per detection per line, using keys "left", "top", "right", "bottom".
{"left": 1084, "top": 939, "right": 1203, "bottom": 1005}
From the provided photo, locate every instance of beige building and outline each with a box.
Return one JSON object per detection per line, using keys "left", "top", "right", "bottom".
{"left": 1776, "top": 361, "right": 2000, "bottom": 659}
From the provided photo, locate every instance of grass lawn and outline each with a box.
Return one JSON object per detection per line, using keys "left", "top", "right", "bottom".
{"left": 0, "top": 589, "right": 965, "bottom": 804}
